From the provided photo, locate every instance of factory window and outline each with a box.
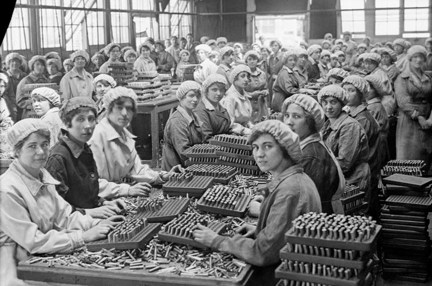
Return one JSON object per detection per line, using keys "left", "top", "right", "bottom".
{"left": 375, "top": 0, "right": 400, "bottom": 36}
{"left": 87, "top": 11, "right": 105, "bottom": 46}
{"left": 132, "top": 0, "right": 154, "bottom": 10}
{"left": 39, "top": 8, "right": 63, "bottom": 48}
{"left": 159, "top": 0, "right": 192, "bottom": 40}
{"left": 111, "top": 12, "right": 130, "bottom": 44}
{"left": 340, "top": 0, "right": 365, "bottom": 36}
{"left": 403, "top": 0, "right": 430, "bottom": 37}
{"left": 2, "top": 6, "right": 30, "bottom": 51}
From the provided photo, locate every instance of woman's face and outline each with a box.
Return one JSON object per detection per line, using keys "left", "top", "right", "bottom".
{"left": 358, "top": 47, "right": 366, "bottom": 54}
{"left": 285, "top": 56, "right": 297, "bottom": 69}
{"left": 108, "top": 98, "right": 135, "bottom": 130}
{"left": 180, "top": 90, "right": 201, "bottom": 111}
{"left": 343, "top": 83, "right": 362, "bottom": 107}
{"left": 0, "top": 80, "right": 7, "bottom": 96}
{"left": 64, "top": 64, "right": 73, "bottom": 72}
{"left": 47, "top": 63, "right": 58, "bottom": 75}
{"left": 410, "top": 54, "right": 425, "bottom": 70}
{"left": 252, "top": 45, "right": 260, "bottom": 52}
{"left": 9, "top": 59, "right": 21, "bottom": 71}
{"left": 381, "top": 54, "right": 392, "bottom": 66}
{"left": 206, "top": 83, "right": 225, "bottom": 104}
{"left": 197, "top": 50, "right": 208, "bottom": 62}
{"left": 73, "top": 56, "right": 87, "bottom": 69}
{"left": 67, "top": 109, "right": 97, "bottom": 143}
{"left": 284, "top": 103, "right": 313, "bottom": 140}
{"left": 234, "top": 72, "right": 250, "bottom": 89}
{"left": 223, "top": 53, "right": 234, "bottom": 65}
{"left": 180, "top": 39, "right": 187, "bottom": 48}
{"left": 33, "top": 61, "right": 45, "bottom": 74}
{"left": 246, "top": 56, "right": 258, "bottom": 69}
{"left": 341, "top": 46, "right": 348, "bottom": 52}
{"left": 328, "top": 77, "right": 342, "bottom": 84}
{"left": 141, "top": 47, "right": 151, "bottom": 58}
{"left": 261, "top": 49, "right": 269, "bottom": 59}
{"left": 126, "top": 54, "right": 137, "bottom": 64}
{"left": 18, "top": 132, "right": 50, "bottom": 173}
{"left": 252, "top": 134, "right": 287, "bottom": 173}
{"left": 321, "top": 96, "right": 343, "bottom": 119}
{"left": 32, "top": 97, "right": 51, "bottom": 116}
{"left": 330, "top": 58, "right": 339, "bottom": 67}
{"left": 180, "top": 53, "right": 190, "bottom": 62}
{"left": 364, "top": 60, "right": 377, "bottom": 73}
{"left": 95, "top": 82, "right": 112, "bottom": 98}
{"left": 322, "top": 43, "right": 331, "bottom": 50}
{"left": 338, "top": 55, "right": 346, "bottom": 63}
{"left": 271, "top": 43, "right": 280, "bottom": 54}
{"left": 321, "top": 55, "right": 330, "bottom": 64}
{"left": 109, "top": 47, "right": 121, "bottom": 61}
{"left": 234, "top": 46, "right": 242, "bottom": 54}
{"left": 311, "top": 50, "right": 321, "bottom": 61}
{"left": 394, "top": 44, "right": 404, "bottom": 55}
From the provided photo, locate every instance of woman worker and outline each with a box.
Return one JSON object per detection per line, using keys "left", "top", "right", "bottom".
{"left": 98, "top": 43, "right": 122, "bottom": 74}
{"left": 89, "top": 86, "right": 182, "bottom": 198}
{"left": 93, "top": 74, "right": 117, "bottom": 119}
{"left": 394, "top": 45, "right": 432, "bottom": 169}
{"left": 162, "top": 81, "right": 204, "bottom": 170}
{"left": 0, "top": 119, "right": 123, "bottom": 285}
{"left": 193, "top": 120, "right": 322, "bottom": 286}
{"left": 195, "top": 74, "right": 231, "bottom": 143}
{"left": 282, "top": 94, "right": 345, "bottom": 214}
{"left": 220, "top": 64, "right": 253, "bottom": 135}
{"left": 319, "top": 85, "right": 371, "bottom": 193}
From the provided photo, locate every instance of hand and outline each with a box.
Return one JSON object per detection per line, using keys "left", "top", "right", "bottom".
{"left": 86, "top": 206, "right": 118, "bottom": 219}
{"left": 192, "top": 223, "right": 218, "bottom": 247}
{"left": 235, "top": 224, "right": 256, "bottom": 238}
{"left": 411, "top": 110, "right": 420, "bottom": 120}
{"left": 169, "top": 164, "right": 184, "bottom": 174}
{"left": 82, "top": 224, "right": 113, "bottom": 243}
{"left": 103, "top": 198, "right": 126, "bottom": 212}
{"left": 128, "top": 182, "right": 152, "bottom": 197}
{"left": 418, "top": 116, "right": 432, "bottom": 129}
{"left": 248, "top": 201, "right": 261, "bottom": 218}
{"left": 99, "top": 215, "right": 125, "bottom": 227}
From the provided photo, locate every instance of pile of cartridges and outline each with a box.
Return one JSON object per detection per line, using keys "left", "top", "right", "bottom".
{"left": 124, "top": 197, "right": 190, "bottom": 223}
{"left": 108, "top": 62, "right": 135, "bottom": 84}
{"left": 341, "top": 184, "right": 367, "bottom": 215}
{"left": 380, "top": 174, "right": 432, "bottom": 283}
{"left": 128, "top": 75, "right": 172, "bottom": 103}
{"left": 381, "top": 160, "right": 427, "bottom": 177}
{"left": 158, "top": 212, "right": 227, "bottom": 248}
{"left": 197, "top": 185, "right": 252, "bottom": 217}
{"left": 276, "top": 212, "right": 381, "bottom": 286}
{"left": 162, "top": 174, "right": 214, "bottom": 197}
{"left": 184, "top": 144, "right": 220, "bottom": 165}
{"left": 209, "top": 134, "right": 262, "bottom": 176}
{"left": 185, "top": 164, "right": 237, "bottom": 184}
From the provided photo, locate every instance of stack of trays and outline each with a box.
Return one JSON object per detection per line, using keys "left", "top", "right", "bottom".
{"left": 197, "top": 185, "right": 252, "bottom": 217}
{"left": 184, "top": 144, "right": 221, "bottom": 166}
{"left": 276, "top": 212, "right": 380, "bottom": 286}
{"left": 381, "top": 160, "right": 427, "bottom": 177}
{"left": 380, "top": 174, "right": 432, "bottom": 283}
{"left": 128, "top": 75, "right": 172, "bottom": 103}
{"left": 108, "top": 62, "right": 135, "bottom": 84}
{"left": 341, "top": 185, "right": 366, "bottom": 215}
{"left": 185, "top": 164, "right": 237, "bottom": 184}
{"left": 158, "top": 212, "right": 227, "bottom": 248}
{"left": 162, "top": 174, "right": 214, "bottom": 197}
{"left": 209, "top": 134, "right": 262, "bottom": 176}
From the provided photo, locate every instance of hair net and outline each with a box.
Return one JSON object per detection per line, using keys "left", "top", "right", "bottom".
{"left": 179, "top": 50, "right": 190, "bottom": 57}
{"left": 248, "top": 120, "right": 302, "bottom": 164}
{"left": 342, "top": 75, "right": 370, "bottom": 99}
{"left": 176, "top": 80, "right": 201, "bottom": 101}
{"left": 29, "top": 55, "right": 46, "bottom": 71}
{"left": 229, "top": 64, "right": 251, "bottom": 84}
{"left": 31, "top": 87, "right": 61, "bottom": 107}
{"left": 138, "top": 42, "right": 153, "bottom": 52}
{"left": 393, "top": 38, "right": 407, "bottom": 49}
{"left": 282, "top": 94, "right": 325, "bottom": 130}
{"left": 362, "top": 52, "right": 381, "bottom": 63}
{"left": 380, "top": 48, "right": 397, "bottom": 62}
{"left": 327, "top": 68, "right": 349, "bottom": 81}
{"left": 206, "top": 39, "right": 216, "bottom": 46}
{"left": 201, "top": 74, "right": 228, "bottom": 95}
{"left": 219, "top": 46, "right": 234, "bottom": 58}
{"left": 63, "top": 58, "right": 73, "bottom": 67}
{"left": 321, "top": 50, "right": 331, "bottom": 58}
{"left": 195, "top": 44, "right": 212, "bottom": 53}
{"left": 244, "top": 50, "right": 261, "bottom": 61}
{"left": 216, "top": 37, "right": 228, "bottom": 44}
{"left": 364, "top": 74, "right": 384, "bottom": 97}
{"left": 317, "top": 84, "right": 348, "bottom": 105}
{"left": 406, "top": 45, "right": 427, "bottom": 60}
{"left": 357, "top": 43, "right": 367, "bottom": 50}
{"left": 70, "top": 50, "right": 90, "bottom": 63}
{"left": 123, "top": 49, "right": 138, "bottom": 61}
{"left": 93, "top": 74, "right": 117, "bottom": 88}
{"left": 104, "top": 42, "right": 121, "bottom": 55}
{"left": 7, "top": 118, "right": 50, "bottom": 148}
{"left": 103, "top": 86, "right": 138, "bottom": 110}
{"left": 5, "top": 53, "right": 24, "bottom": 66}
{"left": 59, "top": 97, "right": 97, "bottom": 124}
{"left": 307, "top": 44, "right": 322, "bottom": 55}
{"left": 335, "top": 39, "right": 344, "bottom": 45}
{"left": 321, "top": 40, "right": 331, "bottom": 47}
{"left": 47, "top": 58, "right": 62, "bottom": 71}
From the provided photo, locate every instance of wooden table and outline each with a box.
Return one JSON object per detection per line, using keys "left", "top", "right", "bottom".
{"left": 135, "top": 94, "right": 179, "bottom": 168}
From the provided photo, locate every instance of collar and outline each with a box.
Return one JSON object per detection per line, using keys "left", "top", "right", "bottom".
{"left": 250, "top": 68, "right": 262, "bottom": 77}
{"left": 348, "top": 104, "right": 367, "bottom": 117}
{"left": 202, "top": 97, "right": 216, "bottom": 111}
{"left": 267, "top": 165, "right": 304, "bottom": 193}
{"left": 60, "top": 130, "right": 87, "bottom": 159}
{"left": 299, "top": 133, "right": 321, "bottom": 150}
{"left": 282, "top": 66, "right": 294, "bottom": 74}
{"left": 28, "top": 72, "right": 47, "bottom": 81}
{"left": 330, "top": 111, "right": 349, "bottom": 130}
{"left": 9, "top": 159, "right": 60, "bottom": 196}
{"left": 68, "top": 67, "right": 91, "bottom": 80}
{"left": 177, "top": 105, "right": 201, "bottom": 126}
{"left": 400, "top": 68, "right": 430, "bottom": 82}
{"left": 99, "top": 117, "right": 136, "bottom": 142}
{"left": 49, "top": 72, "right": 63, "bottom": 79}
{"left": 367, "top": 98, "right": 381, "bottom": 105}
{"left": 227, "top": 85, "right": 251, "bottom": 100}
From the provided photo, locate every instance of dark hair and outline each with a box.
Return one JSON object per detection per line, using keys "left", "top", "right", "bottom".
{"left": 234, "top": 72, "right": 251, "bottom": 83}
{"left": 205, "top": 82, "right": 226, "bottom": 96}
{"left": 304, "top": 111, "right": 318, "bottom": 134}
{"left": 108, "top": 97, "right": 137, "bottom": 114}
{"left": 13, "top": 129, "right": 51, "bottom": 158}
{"left": 248, "top": 130, "right": 290, "bottom": 160}
{"left": 61, "top": 106, "right": 97, "bottom": 128}
{"left": 245, "top": 54, "right": 259, "bottom": 62}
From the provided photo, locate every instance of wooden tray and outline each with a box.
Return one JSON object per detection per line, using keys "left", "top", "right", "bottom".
{"left": 382, "top": 174, "right": 432, "bottom": 189}
{"left": 209, "top": 140, "right": 252, "bottom": 151}
{"left": 86, "top": 223, "right": 161, "bottom": 251}
{"left": 217, "top": 160, "right": 260, "bottom": 171}
{"left": 197, "top": 193, "right": 252, "bottom": 217}
{"left": 130, "top": 198, "right": 189, "bottom": 223}
{"left": 157, "top": 221, "right": 227, "bottom": 249}
{"left": 284, "top": 225, "right": 381, "bottom": 252}
{"left": 385, "top": 195, "right": 432, "bottom": 211}
{"left": 162, "top": 176, "right": 214, "bottom": 197}
{"left": 216, "top": 150, "right": 255, "bottom": 161}
{"left": 279, "top": 244, "right": 370, "bottom": 270}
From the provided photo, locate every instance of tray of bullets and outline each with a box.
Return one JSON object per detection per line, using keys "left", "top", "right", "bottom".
{"left": 381, "top": 160, "right": 427, "bottom": 177}
{"left": 382, "top": 173, "right": 432, "bottom": 190}
{"left": 158, "top": 213, "right": 227, "bottom": 249}
{"left": 185, "top": 164, "right": 237, "bottom": 184}
{"left": 108, "top": 62, "right": 135, "bottom": 83}
{"left": 285, "top": 213, "right": 381, "bottom": 251}
{"left": 124, "top": 197, "right": 190, "bottom": 223}
{"left": 197, "top": 185, "right": 253, "bottom": 217}
{"left": 184, "top": 144, "right": 221, "bottom": 158}
{"left": 216, "top": 146, "right": 255, "bottom": 161}
{"left": 185, "top": 157, "right": 219, "bottom": 166}
{"left": 341, "top": 185, "right": 366, "bottom": 215}
{"left": 275, "top": 259, "right": 373, "bottom": 286}
{"left": 162, "top": 174, "right": 214, "bottom": 197}
{"left": 209, "top": 134, "right": 252, "bottom": 151}
{"left": 218, "top": 156, "right": 261, "bottom": 171}
{"left": 87, "top": 219, "right": 161, "bottom": 251}
{"left": 385, "top": 195, "right": 432, "bottom": 211}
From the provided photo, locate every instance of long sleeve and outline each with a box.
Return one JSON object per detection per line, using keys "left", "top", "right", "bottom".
{"left": 394, "top": 75, "right": 420, "bottom": 117}
{"left": 59, "top": 76, "right": 72, "bottom": 102}
{"left": 170, "top": 120, "right": 196, "bottom": 164}
{"left": 15, "top": 78, "right": 31, "bottom": 110}
{"left": 336, "top": 123, "right": 364, "bottom": 174}
{"left": 195, "top": 109, "right": 214, "bottom": 143}
{"left": 221, "top": 95, "right": 247, "bottom": 135}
